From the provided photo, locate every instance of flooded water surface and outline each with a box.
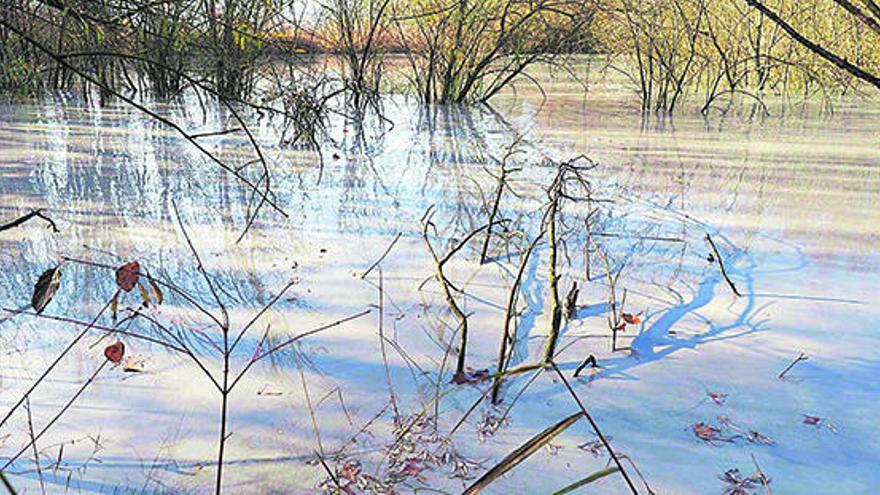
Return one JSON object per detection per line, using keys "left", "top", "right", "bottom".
{"left": 1, "top": 79, "right": 879, "bottom": 494}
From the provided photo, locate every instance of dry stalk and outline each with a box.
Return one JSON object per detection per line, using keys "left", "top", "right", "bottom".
{"left": 421, "top": 208, "right": 497, "bottom": 377}
{"left": 550, "top": 363, "right": 638, "bottom": 494}
{"left": 706, "top": 233, "right": 741, "bottom": 297}
{"left": 24, "top": 399, "right": 46, "bottom": 495}
{"left": 0, "top": 210, "right": 59, "bottom": 233}
{"left": 490, "top": 231, "right": 544, "bottom": 404}
{"left": 541, "top": 176, "right": 563, "bottom": 364}
{"left": 778, "top": 352, "right": 808, "bottom": 379}
{"left": 479, "top": 140, "right": 523, "bottom": 264}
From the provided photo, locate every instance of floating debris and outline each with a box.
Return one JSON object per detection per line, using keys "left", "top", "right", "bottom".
{"left": 719, "top": 466, "right": 771, "bottom": 495}
{"left": 692, "top": 422, "right": 729, "bottom": 444}
{"left": 451, "top": 368, "right": 490, "bottom": 385}
{"left": 802, "top": 414, "right": 839, "bottom": 433}
{"left": 577, "top": 437, "right": 611, "bottom": 457}
{"left": 717, "top": 416, "right": 776, "bottom": 446}
{"left": 476, "top": 408, "right": 508, "bottom": 442}
{"left": 708, "top": 391, "right": 728, "bottom": 406}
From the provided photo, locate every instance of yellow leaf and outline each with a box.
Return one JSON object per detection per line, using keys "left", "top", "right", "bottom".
{"left": 148, "top": 277, "right": 163, "bottom": 305}
{"left": 137, "top": 281, "right": 151, "bottom": 307}
{"left": 110, "top": 294, "right": 118, "bottom": 321}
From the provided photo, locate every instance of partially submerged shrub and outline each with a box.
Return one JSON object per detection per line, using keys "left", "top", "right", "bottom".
{"left": 391, "top": 0, "right": 594, "bottom": 104}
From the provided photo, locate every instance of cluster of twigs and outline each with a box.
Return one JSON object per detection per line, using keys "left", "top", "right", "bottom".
{"left": 411, "top": 149, "right": 661, "bottom": 494}
{"left": 0, "top": 202, "right": 369, "bottom": 494}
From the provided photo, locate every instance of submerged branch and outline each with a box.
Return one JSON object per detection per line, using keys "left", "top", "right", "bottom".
{"left": 706, "top": 234, "right": 741, "bottom": 297}
{"left": 0, "top": 210, "right": 58, "bottom": 233}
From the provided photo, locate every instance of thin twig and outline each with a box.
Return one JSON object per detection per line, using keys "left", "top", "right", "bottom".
{"left": 228, "top": 310, "right": 372, "bottom": 391}
{"left": 706, "top": 234, "right": 741, "bottom": 297}
{"left": 377, "top": 270, "right": 399, "bottom": 417}
{"left": 0, "top": 471, "right": 16, "bottom": 495}
{"left": 0, "top": 210, "right": 59, "bottom": 233}
{"left": 777, "top": 352, "right": 808, "bottom": 379}
{"left": 0, "top": 292, "right": 119, "bottom": 432}
{"left": 2, "top": 360, "right": 109, "bottom": 471}
{"left": 751, "top": 453, "right": 773, "bottom": 495}
{"left": 24, "top": 399, "right": 46, "bottom": 495}
{"left": 549, "top": 363, "right": 638, "bottom": 494}
{"left": 491, "top": 230, "right": 543, "bottom": 404}
{"left": 361, "top": 232, "right": 402, "bottom": 280}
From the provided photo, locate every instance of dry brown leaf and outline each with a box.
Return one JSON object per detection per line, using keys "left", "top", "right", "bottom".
{"left": 31, "top": 266, "right": 62, "bottom": 314}
{"left": 115, "top": 261, "right": 140, "bottom": 292}
{"left": 104, "top": 341, "right": 125, "bottom": 363}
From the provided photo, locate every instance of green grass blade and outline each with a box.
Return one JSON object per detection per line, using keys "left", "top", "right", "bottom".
{"left": 551, "top": 466, "right": 621, "bottom": 495}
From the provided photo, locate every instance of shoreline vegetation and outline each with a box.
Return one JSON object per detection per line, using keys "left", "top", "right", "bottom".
{"left": 0, "top": 0, "right": 878, "bottom": 494}
{"left": 1, "top": 0, "right": 879, "bottom": 108}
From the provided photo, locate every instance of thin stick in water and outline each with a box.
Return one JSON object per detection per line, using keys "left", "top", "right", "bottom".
{"left": 706, "top": 234, "right": 741, "bottom": 297}
{"left": 778, "top": 352, "right": 808, "bottom": 379}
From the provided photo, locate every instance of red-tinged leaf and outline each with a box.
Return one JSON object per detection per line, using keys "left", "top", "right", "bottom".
{"left": 403, "top": 458, "right": 424, "bottom": 476}
{"left": 803, "top": 415, "right": 821, "bottom": 426}
{"left": 613, "top": 322, "right": 626, "bottom": 332}
{"left": 116, "top": 261, "right": 140, "bottom": 292}
{"left": 708, "top": 391, "right": 728, "bottom": 405}
{"left": 32, "top": 266, "right": 62, "bottom": 314}
{"left": 104, "top": 341, "right": 125, "bottom": 363}
{"left": 451, "top": 368, "right": 490, "bottom": 385}
{"left": 340, "top": 461, "right": 360, "bottom": 483}
{"left": 692, "top": 422, "right": 720, "bottom": 442}
{"left": 621, "top": 312, "right": 641, "bottom": 325}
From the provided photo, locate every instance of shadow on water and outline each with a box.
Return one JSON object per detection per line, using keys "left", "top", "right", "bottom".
{"left": 1, "top": 89, "right": 879, "bottom": 493}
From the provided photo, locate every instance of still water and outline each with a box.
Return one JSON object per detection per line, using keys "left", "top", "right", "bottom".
{"left": 1, "top": 77, "right": 878, "bottom": 493}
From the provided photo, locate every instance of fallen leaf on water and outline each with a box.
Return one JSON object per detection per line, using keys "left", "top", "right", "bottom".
{"left": 708, "top": 391, "right": 728, "bottom": 405}
{"left": 123, "top": 360, "right": 144, "bottom": 373}
{"left": 402, "top": 458, "right": 424, "bottom": 476}
{"left": 104, "top": 341, "right": 125, "bottom": 363}
{"left": 451, "top": 368, "right": 490, "bottom": 385}
{"left": 577, "top": 437, "right": 610, "bottom": 457}
{"left": 340, "top": 460, "right": 360, "bottom": 483}
{"left": 32, "top": 266, "right": 62, "bottom": 314}
{"left": 719, "top": 467, "right": 767, "bottom": 495}
{"left": 802, "top": 415, "right": 821, "bottom": 426}
{"left": 621, "top": 312, "right": 642, "bottom": 325}
{"left": 692, "top": 422, "right": 721, "bottom": 442}
{"left": 801, "top": 415, "right": 838, "bottom": 433}
{"left": 545, "top": 443, "right": 563, "bottom": 455}
{"left": 116, "top": 261, "right": 140, "bottom": 292}
{"left": 717, "top": 416, "right": 775, "bottom": 445}
{"left": 746, "top": 430, "right": 776, "bottom": 446}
